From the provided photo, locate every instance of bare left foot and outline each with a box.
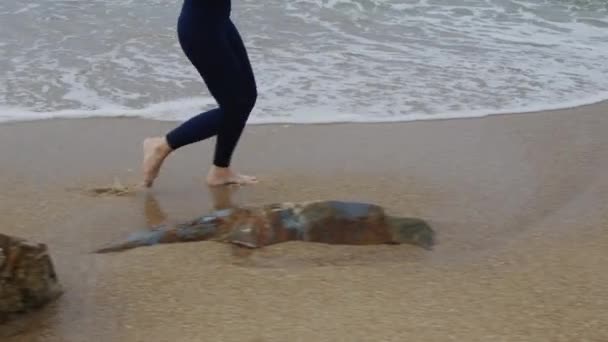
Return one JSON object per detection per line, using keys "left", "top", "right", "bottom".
{"left": 206, "top": 166, "right": 258, "bottom": 186}
{"left": 142, "top": 137, "right": 172, "bottom": 187}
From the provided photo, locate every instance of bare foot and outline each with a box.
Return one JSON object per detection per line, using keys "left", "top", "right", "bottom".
{"left": 206, "top": 166, "right": 258, "bottom": 186}
{"left": 142, "top": 137, "right": 172, "bottom": 187}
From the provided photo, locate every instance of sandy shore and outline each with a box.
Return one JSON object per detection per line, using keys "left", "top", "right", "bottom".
{"left": 1, "top": 104, "right": 607, "bottom": 341}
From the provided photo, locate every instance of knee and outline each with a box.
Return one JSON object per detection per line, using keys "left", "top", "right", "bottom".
{"left": 225, "top": 86, "right": 257, "bottom": 116}
{"left": 240, "top": 86, "right": 257, "bottom": 113}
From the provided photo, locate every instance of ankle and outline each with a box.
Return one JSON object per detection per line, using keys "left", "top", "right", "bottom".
{"left": 155, "top": 137, "right": 173, "bottom": 155}
{"left": 209, "top": 165, "right": 231, "bottom": 175}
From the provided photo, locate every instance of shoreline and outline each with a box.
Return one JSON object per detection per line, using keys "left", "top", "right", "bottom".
{"left": 1, "top": 101, "right": 607, "bottom": 341}
{"left": 1, "top": 98, "right": 607, "bottom": 127}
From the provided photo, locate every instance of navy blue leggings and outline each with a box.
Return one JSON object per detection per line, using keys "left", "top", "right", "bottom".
{"left": 166, "top": 0, "right": 257, "bottom": 168}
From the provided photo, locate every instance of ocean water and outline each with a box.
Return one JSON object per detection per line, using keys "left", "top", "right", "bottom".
{"left": 1, "top": 0, "right": 607, "bottom": 124}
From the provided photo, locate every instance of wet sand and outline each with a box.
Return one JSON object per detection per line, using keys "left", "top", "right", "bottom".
{"left": 1, "top": 104, "right": 607, "bottom": 341}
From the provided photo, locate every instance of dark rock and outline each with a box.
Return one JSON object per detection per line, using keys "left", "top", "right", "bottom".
{"left": 0, "top": 234, "right": 62, "bottom": 323}
{"left": 96, "top": 200, "right": 435, "bottom": 253}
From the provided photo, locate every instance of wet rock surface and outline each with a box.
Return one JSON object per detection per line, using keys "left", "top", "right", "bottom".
{"left": 96, "top": 200, "right": 435, "bottom": 253}
{"left": 0, "top": 234, "right": 62, "bottom": 323}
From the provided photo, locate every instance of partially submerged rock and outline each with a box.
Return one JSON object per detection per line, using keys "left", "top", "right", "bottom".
{"left": 96, "top": 200, "right": 435, "bottom": 253}
{"left": 0, "top": 234, "right": 62, "bottom": 323}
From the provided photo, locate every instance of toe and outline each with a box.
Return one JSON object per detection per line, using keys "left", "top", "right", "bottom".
{"left": 239, "top": 175, "right": 258, "bottom": 184}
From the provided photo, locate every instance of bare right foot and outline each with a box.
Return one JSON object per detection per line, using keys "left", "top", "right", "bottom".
{"left": 142, "top": 137, "right": 172, "bottom": 187}
{"left": 206, "top": 166, "right": 258, "bottom": 187}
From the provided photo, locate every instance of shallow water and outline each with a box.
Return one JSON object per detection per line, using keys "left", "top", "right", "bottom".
{"left": 1, "top": 0, "right": 607, "bottom": 123}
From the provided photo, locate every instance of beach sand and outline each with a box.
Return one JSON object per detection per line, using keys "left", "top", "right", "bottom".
{"left": 1, "top": 104, "right": 607, "bottom": 341}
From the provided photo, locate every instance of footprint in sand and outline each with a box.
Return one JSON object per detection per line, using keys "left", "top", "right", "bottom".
{"left": 70, "top": 178, "right": 141, "bottom": 197}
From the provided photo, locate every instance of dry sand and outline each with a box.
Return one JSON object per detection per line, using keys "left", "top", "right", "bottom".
{"left": 1, "top": 104, "right": 607, "bottom": 341}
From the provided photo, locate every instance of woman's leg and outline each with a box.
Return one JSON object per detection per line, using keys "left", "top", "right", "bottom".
{"left": 213, "top": 20, "right": 257, "bottom": 168}
{"left": 143, "top": 17, "right": 257, "bottom": 187}
{"left": 209, "top": 19, "right": 257, "bottom": 183}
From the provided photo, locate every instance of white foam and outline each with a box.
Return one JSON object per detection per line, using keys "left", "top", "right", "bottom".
{"left": 0, "top": 97, "right": 216, "bottom": 123}
{"left": 1, "top": 91, "right": 606, "bottom": 125}
{"left": 1, "top": 0, "right": 608, "bottom": 125}
{"left": 13, "top": 3, "right": 39, "bottom": 14}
